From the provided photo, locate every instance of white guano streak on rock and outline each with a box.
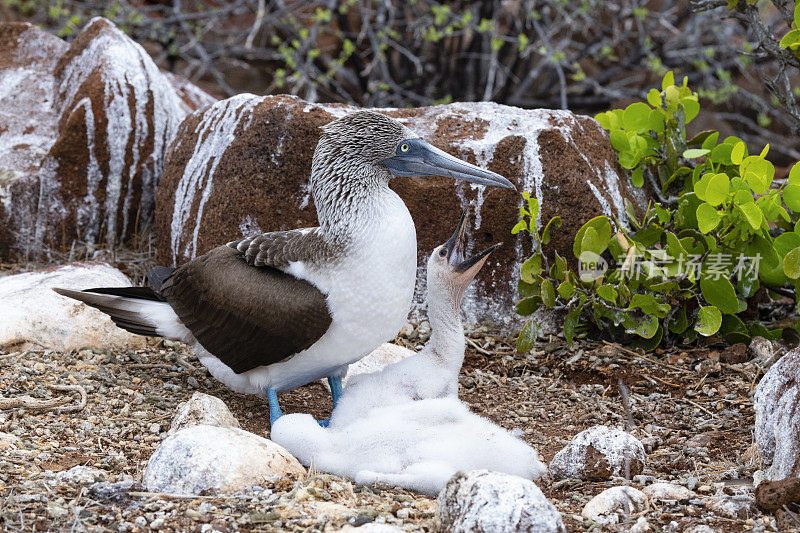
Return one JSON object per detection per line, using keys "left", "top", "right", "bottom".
{"left": 170, "top": 94, "right": 262, "bottom": 262}
{"left": 55, "top": 19, "right": 184, "bottom": 247}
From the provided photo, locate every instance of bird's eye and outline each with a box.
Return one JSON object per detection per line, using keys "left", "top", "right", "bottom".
{"left": 439, "top": 248, "right": 448, "bottom": 257}
{"left": 400, "top": 143, "right": 410, "bottom": 153}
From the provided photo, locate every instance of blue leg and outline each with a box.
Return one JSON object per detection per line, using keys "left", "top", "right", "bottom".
{"left": 316, "top": 376, "right": 343, "bottom": 428}
{"left": 267, "top": 388, "right": 283, "bottom": 427}
{"left": 328, "top": 376, "right": 343, "bottom": 408}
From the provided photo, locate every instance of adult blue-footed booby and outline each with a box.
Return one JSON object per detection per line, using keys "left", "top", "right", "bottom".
{"left": 54, "top": 110, "right": 513, "bottom": 427}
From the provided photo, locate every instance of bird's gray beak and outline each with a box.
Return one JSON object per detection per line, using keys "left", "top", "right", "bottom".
{"left": 382, "top": 138, "right": 515, "bottom": 189}
{"left": 443, "top": 211, "right": 500, "bottom": 282}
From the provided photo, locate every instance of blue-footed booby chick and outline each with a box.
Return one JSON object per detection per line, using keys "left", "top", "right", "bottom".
{"left": 271, "top": 214, "right": 547, "bottom": 495}
{"left": 330, "top": 211, "right": 497, "bottom": 422}
{"left": 53, "top": 111, "right": 514, "bottom": 427}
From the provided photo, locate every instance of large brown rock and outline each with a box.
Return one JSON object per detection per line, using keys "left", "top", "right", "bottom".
{"left": 156, "top": 95, "right": 646, "bottom": 324}
{"left": 0, "top": 18, "right": 214, "bottom": 260}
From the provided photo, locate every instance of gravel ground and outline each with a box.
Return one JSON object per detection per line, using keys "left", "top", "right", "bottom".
{"left": 0, "top": 324, "right": 791, "bottom": 532}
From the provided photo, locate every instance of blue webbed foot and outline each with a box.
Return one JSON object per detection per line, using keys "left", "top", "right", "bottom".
{"left": 317, "top": 418, "right": 331, "bottom": 428}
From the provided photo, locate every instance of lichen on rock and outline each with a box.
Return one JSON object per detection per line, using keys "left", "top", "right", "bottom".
{"left": 436, "top": 470, "right": 565, "bottom": 532}
{"left": 754, "top": 348, "right": 800, "bottom": 480}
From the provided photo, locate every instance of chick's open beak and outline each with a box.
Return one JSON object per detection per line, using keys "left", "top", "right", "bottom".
{"left": 382, "top": 138, "right": 515, "bottom": 189}
{"left": 444, "top": 211, "right": 500, "bottom": 282}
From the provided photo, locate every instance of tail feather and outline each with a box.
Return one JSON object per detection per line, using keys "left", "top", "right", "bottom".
{"left": 53, "top": 287, "right": 167, "bottom": 337}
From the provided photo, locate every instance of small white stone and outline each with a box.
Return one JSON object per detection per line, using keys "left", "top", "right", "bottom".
{"left": 582, "top": 486, "right": 648, "bottom": 525}
{"left": 630, "top": 517, "right": 652, "bottom": 533}
{"left": 168, "top": 392, "right": 240, "bottom": 435}
{"left": 144, "top": 424, "right": 305, "bottom": 495}
{"left": 437, "top": 470, "right": 565, "bottom": 532}
{"left": 55, "top": 465, "right": 106, "bottom": 485}
{"left": 549, "top": 425, "right": 646, "bottom": 481}
{"left": 0, "top": 432, "right": 22, "bottom": 451}
{"left": 642, "top": 482, "right": 696, "bottom": 502}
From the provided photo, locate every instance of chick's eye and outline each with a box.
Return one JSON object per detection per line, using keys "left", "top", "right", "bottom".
{"left": 439, "top": 248, "right": 448, "bottom": 257}
{"left": 400, "top": 143, "right": 410, "bottom": 153}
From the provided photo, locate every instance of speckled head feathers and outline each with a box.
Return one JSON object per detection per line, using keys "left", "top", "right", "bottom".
{"left": 319, "top": 111, "right": 415, "bottom": 163}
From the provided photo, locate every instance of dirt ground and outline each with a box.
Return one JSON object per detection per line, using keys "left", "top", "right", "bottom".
{"left": 0, "top": 324, "right": 789, "bottom": 532}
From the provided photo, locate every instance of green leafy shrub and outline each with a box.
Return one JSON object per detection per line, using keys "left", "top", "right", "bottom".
{"left": 514, "top": 71, "right": 800, "bottom": 352}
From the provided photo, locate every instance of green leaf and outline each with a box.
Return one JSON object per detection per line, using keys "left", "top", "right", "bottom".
{"left": 738, "top": 202, "right": 763, "bottom": 230}
{"left": 789, "top": 162, "right": 800, "bottom": 185}
{"left": 610, "top": 130, "right": 630, "bottom": 151}
{"left": 696, "top": 202, "right": 721, "bottom": 233}
{"left": 647, "top": 88, "right": 662, "bottom": 108}
{"left": 694, "top": 173, "right": 714, "bottom": 200}
{"left": 631, "top": 166, "right": 644, "bottom": 187}
{"left": 541, "top": 279, "right": 556, "bottom": 307}
{"left": 516, "top": 319, "right": 537, "bottom": 353}
{"left": 783, "top": 247, "right": 800, "bottom": 279}
{"left": 795, "top": 3, "right": 799, "bottom": 28}
{"left": 700, "top": 274, "right": 739, "bottom": 314}
{"left": 695, "top": 306, "right": 722, "bottom": 336}
{"left": 520, "top": 255, "right": 542, "bottom": 283}
{"left": 622, "top": 102, "right": 653, "bottom": 132}
{"left": 628, "top": 294, "right": 670, "bottom": 318}
{"left": 705, "top": 173, "right": 730, "bottom": 206}
{"left": 730, "top": 141, "right": 746, "bottom": 165}
{"left": 597, "top": 284, "right": 617, "bottom": 303}
{"left": 683, "top": 148, "right": 710, "bottom": 159}
{"left": 511, "top": 220, "right": 527, "bottom": 234}
{"left": 629, "top": 314, "right": 660, "bottom": 339}
{"left": 701, "top": 131, "right": 720, "bottom": 151}
{"left": 557, "top": 281, "right": 575, "bottom": 299}
{"left": 687, "top": 130, "right": 716, "bottom": 147}
{"left": 669, "top": 305, "right": 689, "bottom": 334}
{"left": 779, "top": 29, "right": 800, "bottom": 49}
{"left": 662, "top": 71, "right": 674, "bottom": 90}
{"left": 784, "top": 184, "right": 800, "bottom": 212}
{"left": 573, "top": 216, "right": 613, "bottom": 258}
{"left": 681, "top": 98, "right": 700, "bottom": 123}
{"left": 775, "top": 232, "right": 800, "bottom": 256}
{"left": 541, "top": 216, "right": 562, "bottom": 245}
{"left": 516, "top": 297, "right": 540, "bottom": 316}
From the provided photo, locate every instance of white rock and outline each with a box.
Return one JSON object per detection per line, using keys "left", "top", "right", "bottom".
{"left": 754, "top": 348, "right": 800, "bottom": 480}
{"left": 642, "top": 482, "right": 696, "bottom": 502}
{"left": 437, "top": 470, "right": 565, "bottom": 532}
{"left": 0, "top": 432, "right": 22, "bottom": 451}
{"left": 549, "top": 425, "right": 646, "bottom": 481}
{"left": 168, "top": 392, "right": 241, "bottom": 435}
{"left": 55, "top": 465, "right": 106, "bottom": 485}
{"left": 144, "top": 424, "right": 305, "bottom": 495}
{"left": 0, "top": 262, "right": 147, "bottom": 352}
{"left": 321, "top": 343, "right": 415, "bottom": 390}
{"left": 706, "top": 494, "right": 755, "bottom": 519}
{"left": 630, "top": 517, "right": 652, "bottom": 533}
{"left": 684, "top": 526, "right": 720, "bottom": 533}
{"left": 581, "top": 486, "right": 648, "bottom": 526}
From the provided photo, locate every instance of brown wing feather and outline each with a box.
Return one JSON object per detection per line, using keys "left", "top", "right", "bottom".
{"left": 161, "top": 245, "right": 332, "bottom": 374}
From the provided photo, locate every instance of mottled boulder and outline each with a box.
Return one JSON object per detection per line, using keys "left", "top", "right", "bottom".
{"left": 0, "top": 18, "right": 211, "bottom": 260}
{"left": 144, "top": 424, "right": 305, "bottom": 495}
{"left": 1, "top": 262, "right": 147, "bottom": 352}
{"left": 549, "top": 426, "right": 646, "bottom": 481}
{"left": 436, "top": 470, "right": 565, "bottom": 532}
{"left": 168, "top": 392, "right": 241, "bottom": 435}
{"left": 156, "top": 95, "right": 646, "bottom": 324}
{"left": 755, "top": 349, "right": 800, "bottom": 480}
{"left": 582, "top": 486, "right": 648, "bottom": 526}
